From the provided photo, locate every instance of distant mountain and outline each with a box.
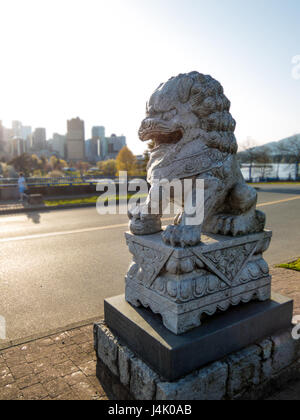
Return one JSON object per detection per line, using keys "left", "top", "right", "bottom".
{"left": 238, "top": 134, "right": 300, "bottom": 158}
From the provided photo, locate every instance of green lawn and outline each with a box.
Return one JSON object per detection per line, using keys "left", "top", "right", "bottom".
{"left": 45, "top": 193, "right": 147, "bottom": 207}
{"left": 277, "top": 259, "right": 300, "bottom": 272}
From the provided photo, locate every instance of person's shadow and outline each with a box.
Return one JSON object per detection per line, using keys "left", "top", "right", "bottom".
{"left": 26, "top": 212, "right": 41, "bottom": 224}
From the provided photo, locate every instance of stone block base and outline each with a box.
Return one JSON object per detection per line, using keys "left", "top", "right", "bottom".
{"left": 104, "top": 293, "right": 293, "bottom": 381}
{"left": 94, "top": 320, "right": 300, "bottom": 400}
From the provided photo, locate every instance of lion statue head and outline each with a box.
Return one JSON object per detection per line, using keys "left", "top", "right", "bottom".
{"left": 139, "top": 71, "right": 238, "bottom": 155}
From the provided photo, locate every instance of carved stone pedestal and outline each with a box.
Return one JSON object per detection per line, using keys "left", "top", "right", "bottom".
{"left": 125, "top": 230, "right": 272, "bottom": 335}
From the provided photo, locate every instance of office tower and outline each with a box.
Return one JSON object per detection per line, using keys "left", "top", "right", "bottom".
{"left": 11, "top": 137, "right": 25, "bottom": 158}
{"left": 52, "top": 133, "right": 66, "bottom": 158}
{"left": 32, "top": 128, "right": 47, "bottom": 151}
{"left": 92, "top": 126, "right": 105, "bottom": 140}
{"left": 106, "top": 134, "right": 126, "bottom": 160}
{"left": 12, "top": 121, "right": 22, "bottom": 138}
{"left": 66, "top": 117, "right": 85, "bottom": 161}
{"left": 21, "top": 126, "right": 32, "bottom": 141}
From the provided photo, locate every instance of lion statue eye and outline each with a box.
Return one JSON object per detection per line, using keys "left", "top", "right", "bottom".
{"left": 162, "top": 109, "right": 177, "bottom": 121}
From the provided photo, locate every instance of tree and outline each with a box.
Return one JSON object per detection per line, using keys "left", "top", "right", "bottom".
{"left": 9, "top": 154, "right": 33, "bottom": 176}
{"left": 75, "top": 161, "right": 91, "bottom": 175}
{"left": 254, "top": 147, "right": 272, "bottom": 179}
{"left": 98, "top": 160, "right": 117, "bottom": 177}
{"left": 238, "top": 138, "right": 259, "bottom": 181}
{"left": 278, "top": 135, "right": 300, "bottom": 180}
{"left": 40, "top": 156, "right": 48, "bottom": 175}
{"left": 116, "top": 146, "right": 136, "bottom": 176}
{"left": 49, "top": 155, "right": 59, "bottom": 170}
{"left": 31, "top": 154, "right": 42, "bottom": 172}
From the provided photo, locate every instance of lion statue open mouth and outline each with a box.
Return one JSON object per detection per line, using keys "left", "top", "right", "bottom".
{"left": 129, "top": 71, "right": 265, "bottom": 247}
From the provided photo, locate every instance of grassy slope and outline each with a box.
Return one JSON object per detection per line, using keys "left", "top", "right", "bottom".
{"left": 45, "top": 193, "right": 147, "bottom": 207}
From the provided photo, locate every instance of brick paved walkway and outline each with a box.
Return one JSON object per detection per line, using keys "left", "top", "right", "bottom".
{"left": 0, "top": 267, "right": 300, "bottom": 400}
{"left": 0, "top": 325, "right": 107, "bottom": 400}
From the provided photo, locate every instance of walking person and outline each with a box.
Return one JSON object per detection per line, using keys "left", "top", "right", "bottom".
{"left": 18, "top": 173, "right": 28, "bottom": 202}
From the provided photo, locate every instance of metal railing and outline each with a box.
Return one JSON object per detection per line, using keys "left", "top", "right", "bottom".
{"left": 0, "top": 175, "right": 146, "bottom": 187}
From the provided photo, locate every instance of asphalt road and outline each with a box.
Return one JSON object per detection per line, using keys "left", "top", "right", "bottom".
{"left": 1, "top": 184, "right": 300, "bottom": 347}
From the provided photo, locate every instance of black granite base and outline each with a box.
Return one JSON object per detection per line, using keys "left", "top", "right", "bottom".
{"left": 104, "top": 293, "right": 293, "bottom": 381}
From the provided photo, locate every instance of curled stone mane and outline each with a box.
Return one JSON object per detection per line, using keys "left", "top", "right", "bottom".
{"left": 167, "top": 71, "right": 238, "bottom": 154}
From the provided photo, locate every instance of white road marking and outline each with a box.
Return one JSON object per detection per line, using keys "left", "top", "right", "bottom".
{"left": 0, "top": 195, "right": 300, "bottom": 243}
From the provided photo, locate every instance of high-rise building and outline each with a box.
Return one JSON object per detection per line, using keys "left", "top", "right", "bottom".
{"left": 11, "top": 137, "right": 25, "bottom": 158}
{"left": 21, "top": 126, "right": 32, "bottom": 152}
{"left": 105, "top": 134, "right": 126, "bottom": 160}
{"left": 89, "top": 126, "right": 105, "bottom": 161}
{"left": 12, "top": 121, "right": 22, "bottom": 138}
{"left": 85, "top": 139, "right": 100, "bottom": 162}
{"left": 66, "top": 117, "right": 85, "bottom": 161}
{"left": 52, "top": 133, "right": 66, "bottom": 158}
{"left": 92, "top": 126, "right": 105, "bottom": 140}
{"left": 32, "top": 128, "right": 47, "bottom": 151}
{"left": 3, "top": 127, "right": 13, "bottom": 158}
{"left": 21, "top": 126, "right": 32, "bottom": 141}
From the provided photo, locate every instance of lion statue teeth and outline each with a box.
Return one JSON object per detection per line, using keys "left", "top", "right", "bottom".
{"left": 129, "top": 71, "right": 266, "bottom": 247}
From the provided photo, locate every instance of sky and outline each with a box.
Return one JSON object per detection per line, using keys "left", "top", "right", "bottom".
{"left": 0, "top": 0, "right": 300, "bottom": 154}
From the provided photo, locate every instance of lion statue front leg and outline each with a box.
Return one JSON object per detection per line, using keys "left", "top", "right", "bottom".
{"left": 162, "top": 176, "right": 219, "bottom": 247}
{"left": 128, "top": 182, "right": 163, "bottom": 236}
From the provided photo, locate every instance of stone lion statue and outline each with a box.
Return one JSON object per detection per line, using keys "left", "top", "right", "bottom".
{"left": 129, "top": 71, "right": 265, "bottom": 247}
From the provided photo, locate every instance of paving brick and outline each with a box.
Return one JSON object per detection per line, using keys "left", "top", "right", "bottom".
{"left": 71, "top": 380, "right": 100, "bottom": 400}
{"left": 0, "top": 373, "right": 14, "bottom": 387}
{"left": 4, "top": 354, "right": 27, "bottom": 367}
{"left": 0, "top": 365, "right": 10, "bottom": 377}
{"left": 16, "top": 374, "right": 40, "bottom": 390}
{"left": 10, "top": 363, "right": 34, "bottom": 380}
{"left": 37, "top": 367, "right": 60, "bottom": 384}
{"left": 78, "top": 360, "right": 95, "bottom": 377}
{"left": 55, "top": 361, "right": 78, "bottom": 377}
{"left": 48, "top": 352, "right": 69, "bottom": 365}
{"left": 22, "top": 384, "right": 48, "bottom": 400}
{"left": 64, "top": 371, "right": 86, "bottom": 386}
{"left": 29, "top": 358, "right": 50, "bottom": 374}
{"left": 72, "top": 334, "right": 90, "bottom": 345}
{"left": 44, "top": 378, "right": 70, "bottom": 398}
{"left": 56, "top": 391, "right": 80, "bottom": 400}
{"left": 0, "top": 384, "right": 23, "bottom": 400}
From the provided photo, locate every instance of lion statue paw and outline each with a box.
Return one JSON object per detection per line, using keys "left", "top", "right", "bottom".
{"left": 162, "top": 225, "right": 202, "bottom": 248}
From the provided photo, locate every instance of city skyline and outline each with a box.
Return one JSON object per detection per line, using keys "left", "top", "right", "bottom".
{"left": 0, "top": 119, "right": 125, "bottom": 143}
{"left": 0, "top": 117, "right": 127, "bottom": 163}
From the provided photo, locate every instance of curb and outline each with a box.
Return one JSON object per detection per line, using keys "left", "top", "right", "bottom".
{"left": 0, "top": 315, "right": 102, "bottom": 351}
{"left": 0, "top": 202, "right": 97, "bottom": 215}
{"left": 0, "top": 197, "right": 130, "bottom": 215}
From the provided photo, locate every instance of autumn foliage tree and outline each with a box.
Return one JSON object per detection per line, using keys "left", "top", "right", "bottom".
{"left": 97, "top": 159, "right": 117, "bottom": 177}
{"left": 116, "top": 146, "right": 136, "bottom": 176}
